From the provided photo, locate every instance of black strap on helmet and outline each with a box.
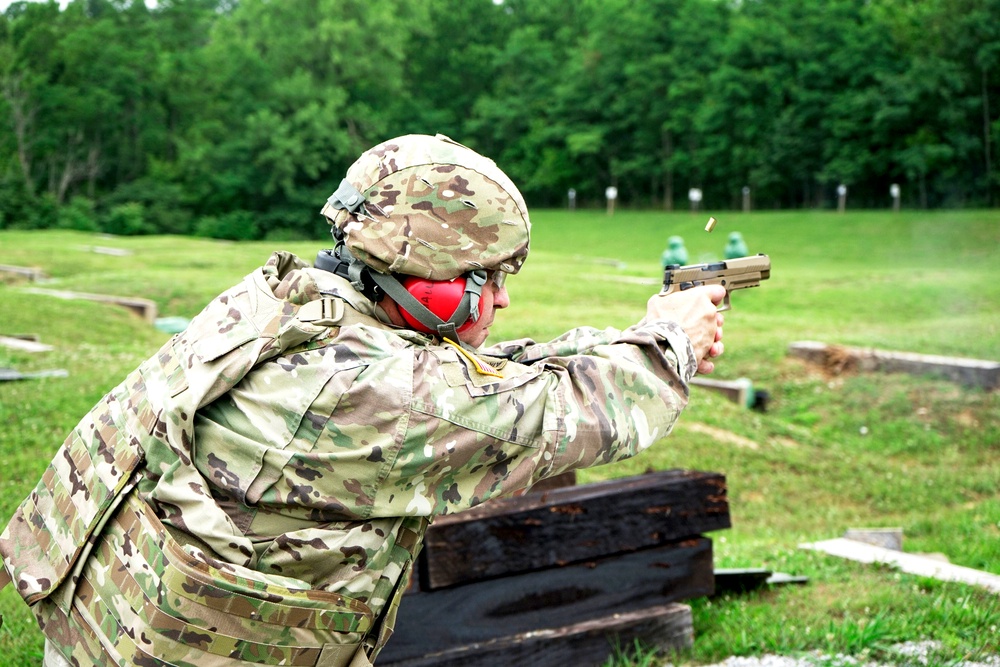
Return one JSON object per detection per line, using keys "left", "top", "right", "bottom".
{"left": 316, "top": 179, "right": 387, "bottom": 302}
{"left": 314, "top": 242, "right": 384, "bottom": 302}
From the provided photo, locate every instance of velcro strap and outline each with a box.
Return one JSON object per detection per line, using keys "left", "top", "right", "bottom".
{"left": 318, "top": 643, "right": 369, "bottom": 667}
{"left": 323, "top": 179, "right": 367, "bottom": 216}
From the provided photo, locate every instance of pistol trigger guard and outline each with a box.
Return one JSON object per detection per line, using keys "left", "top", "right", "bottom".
{"left": 717, "top": 293, "right": 732, "bottom": 312}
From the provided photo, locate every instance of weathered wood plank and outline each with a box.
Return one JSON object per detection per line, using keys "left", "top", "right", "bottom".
{"left": 0, "top": 264, "right": 47, "bottom": 282}
{"left": 789, "top": 341, "right": 1000, "bottom": 390}
{"left": 77, "top": 245, "right": 133, "bottom": 256}
{"left": 19, "top": 287, "right": 158, "bottom": 323}
{"left": 843, "top": 527, "right": 903, "bottom": 551}
{"left": 419, "top": 469, "right": 728, "bottom": 589}
{"left": 379, "top": 602, "right": 693, "bottom": 667}
{"left": 690, "top": 376, "right": 753, "bottom": 406}
{"left": 0, "top": 335, "right": 53, "bottom": 353}
{"left": 383, "top": 537, "right": 713, "bottom": 663}
{"left": 800, "top": 538, "right": 1000, "bottom": 594}
{"left": 0, "top": 368, "right": 69, "bottom": 382}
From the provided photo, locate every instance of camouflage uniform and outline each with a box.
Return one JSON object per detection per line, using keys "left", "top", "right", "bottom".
{"left": 0, "top": 136, "right": 697, "bottom": 666}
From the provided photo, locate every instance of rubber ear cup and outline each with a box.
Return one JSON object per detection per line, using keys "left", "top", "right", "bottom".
{"left": 398, "top": 276, "right": 482, "bottom": 334}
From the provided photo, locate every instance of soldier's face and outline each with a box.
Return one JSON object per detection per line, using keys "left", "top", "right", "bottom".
{"left": 458, "top": 274, "right": 510, "bottom": 348}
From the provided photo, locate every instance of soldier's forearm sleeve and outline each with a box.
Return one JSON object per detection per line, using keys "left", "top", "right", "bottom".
{"left": 526, "top": 318, "right": 695, "bottom": 480}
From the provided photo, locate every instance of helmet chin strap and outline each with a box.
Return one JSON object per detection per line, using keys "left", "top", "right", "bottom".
{"left": 315, "top": 237, "right": 487, "bottom": 343}
{"left": 368, "top": 270, "right": 487, "bottom": 342}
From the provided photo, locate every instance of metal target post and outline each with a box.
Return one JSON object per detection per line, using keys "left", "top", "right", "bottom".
{"left": 606, "top": 186, "right": 618, "bottom": 216}
{"left": 688, "top": 188, "right": 702, "bottom": 213}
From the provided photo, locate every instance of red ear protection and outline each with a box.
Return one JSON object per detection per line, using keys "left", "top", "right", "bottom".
{"left": 398, "top": 276, "right": 482, "bottom": 334}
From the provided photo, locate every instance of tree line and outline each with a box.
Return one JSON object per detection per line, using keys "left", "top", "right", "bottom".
{"left": 1, "top": 0, "right": 997, "bottom": 240}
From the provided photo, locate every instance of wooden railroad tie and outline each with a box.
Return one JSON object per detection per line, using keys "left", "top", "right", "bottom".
{"left": 382, "top": 469, "right": 731, "bottom": 667}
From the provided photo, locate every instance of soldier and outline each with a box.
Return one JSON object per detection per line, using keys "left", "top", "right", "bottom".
{"left": 1, "top": 134, "right": 724, "bottom": 666}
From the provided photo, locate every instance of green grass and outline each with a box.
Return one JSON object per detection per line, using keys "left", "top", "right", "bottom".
{"left": 1, "top": 210, "right": 999, "bottom": 665}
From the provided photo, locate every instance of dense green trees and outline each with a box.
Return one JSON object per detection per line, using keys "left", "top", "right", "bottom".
{"left": 0, "top": 0, "right": 997, "bottom": 238}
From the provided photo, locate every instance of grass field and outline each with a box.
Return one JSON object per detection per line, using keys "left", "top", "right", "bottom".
{"left": 1, "top": 210, "right": 998, "bottom": 665}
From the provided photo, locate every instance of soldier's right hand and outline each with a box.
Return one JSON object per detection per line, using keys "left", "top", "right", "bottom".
{"left": 645, "top": 285, "right": 725, "bottom": 374}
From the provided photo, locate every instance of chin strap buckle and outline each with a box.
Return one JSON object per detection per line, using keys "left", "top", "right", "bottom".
{"left": 297, "top": 298, "right": 345, "bottom": 327}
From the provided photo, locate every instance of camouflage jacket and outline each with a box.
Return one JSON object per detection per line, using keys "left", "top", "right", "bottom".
{"left": 0, "top": 251, "right": 696, "bottom": 665}
{"left": 180, "top": 252, "right": 695, "bottom": 611}
{"left": 179, "top": 253, "right": 696, "bottom": 603}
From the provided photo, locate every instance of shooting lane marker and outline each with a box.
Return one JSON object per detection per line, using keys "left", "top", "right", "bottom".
{"left": 705, "top": 216, "right": 718, "bottom": 232}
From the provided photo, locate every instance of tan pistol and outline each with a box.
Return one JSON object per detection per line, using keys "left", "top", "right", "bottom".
{"left": 662, "top": 254, "right": 771, "bottom": 311}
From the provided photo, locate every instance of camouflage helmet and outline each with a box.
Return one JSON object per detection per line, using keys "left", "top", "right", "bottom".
{"left": 321, "top": 134, "right": 531, "bottom": 281}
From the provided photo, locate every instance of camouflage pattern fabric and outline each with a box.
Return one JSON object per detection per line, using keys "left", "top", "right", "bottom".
{"left": 323, "top": 134, "right": 531, "bottom": 281}
{"left": 36, "top": 492, "right": 376, "bottom": 666}
{"left": 1, "top": 250, "right": 696, "bottom": 665}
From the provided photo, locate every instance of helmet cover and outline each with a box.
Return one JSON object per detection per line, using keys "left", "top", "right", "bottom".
{"left": 322, "top": 134, "right": 531, "bottom": 281}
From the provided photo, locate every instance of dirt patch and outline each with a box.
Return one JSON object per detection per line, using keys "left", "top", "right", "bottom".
{"left": 821, "top": 345, "right": 859, "bottom": 375}
{"left": 954, "top": 409, "right": 980, "bottom": 428}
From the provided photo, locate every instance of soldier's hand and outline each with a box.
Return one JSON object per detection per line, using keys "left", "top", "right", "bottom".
{"left": 646, "top": 285, "right": 725, "bottom": 375}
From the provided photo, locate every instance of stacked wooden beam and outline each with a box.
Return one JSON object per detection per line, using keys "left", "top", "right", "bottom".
{"left": 380, "top": 469, "right": 730, "bottom": 667}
